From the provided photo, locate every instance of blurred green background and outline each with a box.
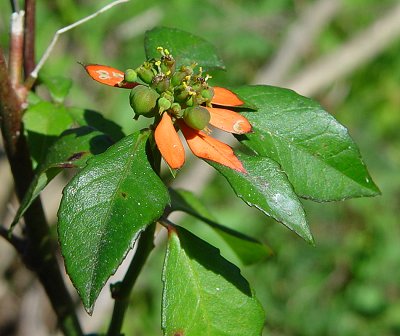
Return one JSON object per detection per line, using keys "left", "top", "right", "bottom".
{"left": 1, "top": 0, "right": 399, "bottom": 335}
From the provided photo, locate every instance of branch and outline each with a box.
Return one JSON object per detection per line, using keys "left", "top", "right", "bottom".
{"left": 253, "top": 0, "right": 340, "bottom": 85}
{"left": 10, "top": 0, "right": 19, "bottom": 13}
{"left": 9, "top": 10, "right": 25, "bottom": 87}
{"left": 0, "top": 47, "right": 83, "bottom": 336}
{"left": 106, "top": 224, "right": 156, "bottom": 336}
{"left": 25, "top": 0, "right": 129, "bottom": 87}
{"left": 0, "top": 225, "right": 25, "bottom": 253}
{"left": 24, "top": 0, "right": 36, "bottom": 77}
{"left": 286, "top": 3, "right": 400, "bottom": 96}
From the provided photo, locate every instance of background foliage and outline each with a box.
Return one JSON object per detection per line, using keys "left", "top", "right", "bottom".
{"left": 0, "top": 0, "right": 399, "bottom": 335}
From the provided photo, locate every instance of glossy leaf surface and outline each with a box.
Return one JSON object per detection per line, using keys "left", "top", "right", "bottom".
{"left": 208, "top": 152, "right": 313, "bottom": 243}
{"left": 234, "top": 85, "right": 380, "bottom": 201}
{"left": 162, "top": 226, "right": 265, "bottom": 336}
{"left": 145, "top": 27, "right": 225, "bottom": 71}
{"left": 58, "top": 131, "right": 169, "bottom": 312}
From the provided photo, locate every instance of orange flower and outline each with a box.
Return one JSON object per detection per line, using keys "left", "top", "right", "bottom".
{"left": 83, "top": 63, "right": 252, "bottom": 173}
{"left": 155, "top": 87, "right": 251, "bottom": 173}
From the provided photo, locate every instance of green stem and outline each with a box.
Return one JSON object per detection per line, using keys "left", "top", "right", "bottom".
{"left": 0, "top": 47, "right": 83, "bottom": 336}
{"left": 106, "top": 222, "right": 157, "bottom": 336}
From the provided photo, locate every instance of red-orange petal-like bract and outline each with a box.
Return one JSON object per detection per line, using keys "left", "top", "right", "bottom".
{"left": 206, "top": 107, "right": 252, "bottom": 134}
{"left": 179, "top": 121, "right": 246, "bottom": 173}
{"left": 211, "top": 87, "right": 244, "bottom": 106}
{"left": 155, "top": 113, "right": 185, "bottom": 169}
{"left": 84, "top": 64, "right": 137, "bottom": 89}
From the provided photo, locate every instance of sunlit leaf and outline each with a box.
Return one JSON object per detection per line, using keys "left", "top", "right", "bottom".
{"left": 58, "top": 131, "right": 169, "bottom": 312}
{"left": 234, "top": 85, "right": 380, "bottom": 201}
{"left": 162, "top": 225, "right": 265, "bottom": 335}
{"left": 145, "top": 27, "right": 225, "bottom": 71}
{"left": 208, "top": 152, "right": 313, "bottom": 243}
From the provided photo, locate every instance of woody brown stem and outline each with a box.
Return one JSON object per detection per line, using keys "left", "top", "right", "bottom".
{"left": 9, "top": 11, "right": 24, "bottom": 87}
{"left": 0, "top": 46, "right": 82, "bottom": 336}
{"left": 24, "top": 0, "right": 36, "bottom": 78}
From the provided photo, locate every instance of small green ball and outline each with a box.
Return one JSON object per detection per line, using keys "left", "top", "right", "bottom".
{"left": 158, "top": 97, "right": 172, "bottom": 113}
{"left": 129, "top": 85, "right": 159, "bottom": 118}
{"left": 183, "top": 106, "right": 210, "bottom": 130}
{"left": 124, "top": 69, "right": 137, "bottom": 83}
{"left": 136, "top": 64, "right": 155, "bottom": 84}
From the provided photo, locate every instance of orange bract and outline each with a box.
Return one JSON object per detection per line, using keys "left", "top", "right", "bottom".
{"left": 206, "top": 107, "right": 252, "bottom": 134}
{"left": 154, "top": 113, "right": 185, "bottom": 169}
{"left": 179, "top": 121, "right": 246, "bottom": 173}
{"left": 84, "top": 64, "right": 137, "bottom": 89}
{"left": 211, "top": 87, "right": 244, "bottom": 106}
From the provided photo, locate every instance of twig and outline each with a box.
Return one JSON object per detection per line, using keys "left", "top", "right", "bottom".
{"left": 114, "top": 6, "right": 163, "bottom": 40}
{"left": 286, "top": 3, "right": 400, "bottom": 96}
{"left": 25, "top": 0, "right": 129, "bottom": 87}
{"left": 1, "top": 46, "right": 83, "bottom": 336}
{"left": 9, "top": 10, "right": 25, "bottom": 87}
{"left": 10, "top": 0, "right": 19, "bottom": 13}
{"left": 24, "top": 0, "right": 36, "bottom": 78}
{"left": 0, "top": 225, "right": 25, "bottom": 253}
{"left": 253, "top": 0, "right": 340, "bottom": 86}
{"left": 106, "top": 223, "right": 156, "bottom": 336}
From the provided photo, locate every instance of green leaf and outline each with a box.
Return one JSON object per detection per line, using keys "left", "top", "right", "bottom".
{"left": 10, "top": 127, "right": 112, "bottom": 232}
{"left": 145, "top": 27, "right": 225, "bottom": 71}
{"left": 234, "top": 85, "right": 380, "bottom": 201}
{"left": 58, "top": 131, "right": 170, "bottom": 312}
{"left": 67, "top": 107, "right": 125, "bottom": 141}
{"left": 39, "top": 74, "right": 72, "bottom": 103}
{"left": 23, "top": 101, "right": 75, "bottom": 165}
{"left": 162, "top": 225, "right": 265, "bottom": 336}
{"left": 169, "top": 188, "right": 272, "bottom": 265}
{"left": 23, "top": 101, "right": 74, "bottom": 136}
{"left": 208, "top": 152, "right": 313, "bottom": 243}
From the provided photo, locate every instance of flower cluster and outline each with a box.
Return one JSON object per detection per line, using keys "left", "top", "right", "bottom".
{"left": 84, "top": 48, "right": 252, "bottom": 172}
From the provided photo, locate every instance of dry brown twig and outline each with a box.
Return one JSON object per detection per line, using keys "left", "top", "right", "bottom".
{"left": 285, "top": 2, "right": 400, "bottom": 96}
{"left": 253, "top": 0, "right": 341, "bottom": 86}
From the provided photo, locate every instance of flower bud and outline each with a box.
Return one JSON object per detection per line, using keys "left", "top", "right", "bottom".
{"left": 201, "top": 87, "right": 214, "bottom": 101}
{"left": 161, "top": 55, "right": 176, "bottom": 75}
{"left": 174, "top": 86, "right": 189, "bottom": 103}
{"left": 124, "top": 69, "right": 137, "bottom": 83}
{"left": 136, "top": 63, "right": 155, "bottom": 84}
{"left": 170, "top": 103, "right": 182, "bottom": 116}
{"left": 183, "top": 106, "right": 210, "bottom": 130}
{"left": 158, "top": 97, "right": 171, "bottom": 113}
{"left": 129, "top": 85, "right": 159, "bottom": 118}
{"left": 161, "top": 91, "right": 174, "bottom": 103}
{"left": 152, "top": 74, "right": 170, "bottom": 93}
{"left": 186, "top": 96, "right": 194, "bottom": 107}
{"left": 171, "top": 66, "right": 193, "bottom": 87}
